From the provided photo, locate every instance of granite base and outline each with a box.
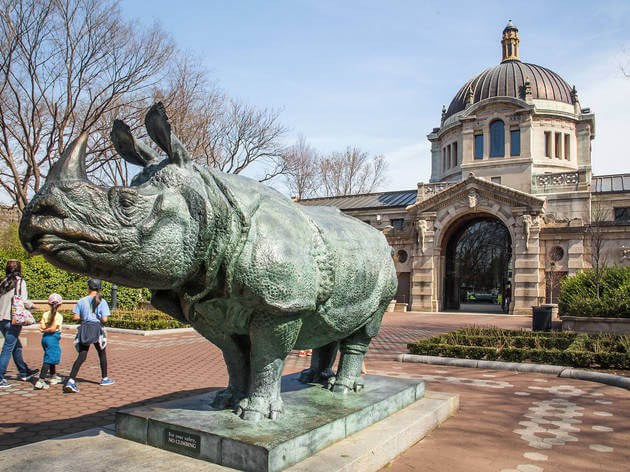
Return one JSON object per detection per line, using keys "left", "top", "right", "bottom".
{"left": 116, "top": 373, "right": 425, "bottom": 472}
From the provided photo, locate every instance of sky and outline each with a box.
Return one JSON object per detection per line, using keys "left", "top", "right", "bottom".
{"left": 120, "top": 0, "right": 630, "bottom": 193}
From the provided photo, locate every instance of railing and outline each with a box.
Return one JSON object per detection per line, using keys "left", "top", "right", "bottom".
{"left": 534, "top": 171, "right": 580, "bottom": 187}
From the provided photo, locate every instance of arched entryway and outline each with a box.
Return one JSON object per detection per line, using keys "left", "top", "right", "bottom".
{"left": 443, "top": 215, "right": 512, "bottom": 313}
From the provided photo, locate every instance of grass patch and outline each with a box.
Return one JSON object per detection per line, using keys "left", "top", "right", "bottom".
{"left": 32, "top": 310, "right": 189, "bottom": 330}
{"left": 407, "top": 327, "right": 630, "bottom": 370}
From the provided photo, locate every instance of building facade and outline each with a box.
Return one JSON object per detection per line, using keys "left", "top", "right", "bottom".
{"left": 299, "top": 22, "right": 630, "bottom": 315}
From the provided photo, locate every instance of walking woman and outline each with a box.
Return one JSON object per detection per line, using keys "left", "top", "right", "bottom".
{"left": 0, "top": 260, "right": 38, "bottom": 387}
{"left": 64, "top": 279, "right": 114, "bottom": 393}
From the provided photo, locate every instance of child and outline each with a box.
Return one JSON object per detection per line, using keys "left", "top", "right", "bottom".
{"left": 64, "top": 279, "right": 114, "bottom": 393}
{"left": 34, "top": 293, "right": 64, "bottom": 390}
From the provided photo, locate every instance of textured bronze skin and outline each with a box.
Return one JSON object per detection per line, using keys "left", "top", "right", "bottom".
{"left": 19, "top": 103, "right": 397, "bottom": 421}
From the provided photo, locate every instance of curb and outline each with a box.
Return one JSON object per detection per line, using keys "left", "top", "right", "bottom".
{"left": 23, "top": 324, "right": 195, "bottom": 337}
{"left": 397, "top": 353, "right": 630, "bottom": 390}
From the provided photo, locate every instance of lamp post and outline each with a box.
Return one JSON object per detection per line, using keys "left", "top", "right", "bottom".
{"left": 111, "top": 284, "right": 118, "bottom": 311}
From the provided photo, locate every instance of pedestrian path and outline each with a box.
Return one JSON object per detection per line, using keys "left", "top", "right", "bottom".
{"left": 1, "top": 312, "right": 627, "bottom": 472}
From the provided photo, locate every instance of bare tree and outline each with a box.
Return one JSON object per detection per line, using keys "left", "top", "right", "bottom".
{"left": 0, "top": 0, "right": 175, "bottom": 211}
{"left": 283, "top": 135, "right": 320, "bottom": 200}
{"left": 201, "top": 99, "right": 288, "bottom": 182}
{"left": 319, "top": 147, "right": 387, "bottom": 197}
{"left": 81, "top": 52, "right": 291, "bottom": 187}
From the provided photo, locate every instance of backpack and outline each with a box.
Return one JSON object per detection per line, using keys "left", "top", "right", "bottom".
{"left": 11, "top": 279, "right": 35, "bottom": 326}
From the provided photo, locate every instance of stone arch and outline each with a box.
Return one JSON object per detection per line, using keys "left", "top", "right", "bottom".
{"left": 430, "top": 206, "right": 517, "bottom": 312}
{"left": 434, "top": 206, "right": 516, "bottom": 252}
{"left": 438, "top": 210, "right": 513, "bottom": 312}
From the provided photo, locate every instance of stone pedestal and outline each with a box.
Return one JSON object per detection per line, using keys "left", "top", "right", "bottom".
{"left": 116, "top": 373, "right": 426, "bottom": 472}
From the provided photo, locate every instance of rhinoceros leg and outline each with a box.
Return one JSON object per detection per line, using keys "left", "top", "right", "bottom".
{"left": 298, "top": 341, "right": 338, "bottom": 384}
{"left": 329, "top": 302, "right": 387, "bottom": 394}
{"left": 328, "top": 328, "right": 371, "bottom": 394}
{"left": 211, "top": 336, "right": 250, "bottom": 410}
{"left": 237, "top": 313, "right": 302, "bottom": 422}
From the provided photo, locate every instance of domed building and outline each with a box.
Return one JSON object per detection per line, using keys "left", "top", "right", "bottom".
{"left": 428, "top": 20, "right": 592, "bottom": 191}
{"left": 300, "top": 22, "right": 630, "bottom": 315}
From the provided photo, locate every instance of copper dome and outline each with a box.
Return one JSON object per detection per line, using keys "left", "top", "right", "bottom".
{"left": 445, "top": 60, "right": 573, "bottom": 119}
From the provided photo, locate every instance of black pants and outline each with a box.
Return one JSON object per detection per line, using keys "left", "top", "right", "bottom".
{"left": 39, "top": 362, "right": 56, "bottom": 379}
{"left": 69, "top": 343, "right": 107, "bottom": 380}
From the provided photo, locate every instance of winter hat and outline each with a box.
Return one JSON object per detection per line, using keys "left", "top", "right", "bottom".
{"left": 48, "top": 293, "right": 63, "bottom": 306}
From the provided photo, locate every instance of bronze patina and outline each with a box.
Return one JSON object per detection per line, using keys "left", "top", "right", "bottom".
{"left": 19, "top": 103, "right": 397, "bottom": 421}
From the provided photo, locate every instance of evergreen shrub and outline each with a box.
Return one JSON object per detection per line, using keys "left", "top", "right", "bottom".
{"left": 558, "top": 266, "right": 630, "bottom": 318}
{"left": 32, "top": 309, "right": 188, "bottom": 330}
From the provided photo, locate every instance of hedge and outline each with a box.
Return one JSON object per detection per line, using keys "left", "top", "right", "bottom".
{"left": 0, "top": 223, "right": 151, "bottom": 309}
{"left": 32, "top": 309, "right": 188, "bottom": 331}
{"left": 407, "top": 328, "right": 630, "bottom": 370}
{"left": 558, "top": 266, "right": 630, "bottom": 318}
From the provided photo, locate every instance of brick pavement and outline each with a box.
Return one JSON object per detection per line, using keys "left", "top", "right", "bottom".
{"left": 1, "top": 312, "right": 628, "bottom": 472}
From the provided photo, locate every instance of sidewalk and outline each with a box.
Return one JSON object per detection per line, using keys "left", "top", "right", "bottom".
{"left": 1, "top": 312, "right": 627, "bottom": 471}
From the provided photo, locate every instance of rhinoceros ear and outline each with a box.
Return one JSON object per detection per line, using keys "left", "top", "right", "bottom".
{"left": 145, "top": 102, "right": 172, "bottom": 157}
{"left": 145, "top": 102, "right": 192, "bottom": 167}
{"left": 110, "top": 120, "right": 159, "bottom": 167}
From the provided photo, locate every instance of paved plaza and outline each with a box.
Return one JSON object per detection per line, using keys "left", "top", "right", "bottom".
{"left": 0, "top": 312, "right": 628, "bottom": 471}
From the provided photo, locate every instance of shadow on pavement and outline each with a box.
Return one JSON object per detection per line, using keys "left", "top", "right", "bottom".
{"left": 0, "top": 386, "right": 222, "bottom": 450}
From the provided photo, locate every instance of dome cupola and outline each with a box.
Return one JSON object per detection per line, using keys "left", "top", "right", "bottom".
{"left": 444, "top": 22, "right": 573, "bottom": 120}
{"left": 501, "top": 20, "right": 520, "bottom": 62}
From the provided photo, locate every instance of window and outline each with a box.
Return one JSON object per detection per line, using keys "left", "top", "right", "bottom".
{"left": 510, "top": 130, "right": 520, "bottom": 156}
{"left": 544, "top": 131, "right": 552, "bottom": 157}
{"left": 442, "top": 148, "right": 446, "bottom": 171}
{"left": 474, "top": 135, "right": 483, "bottom": 159}
{"left": 489, "top": 120, "right": 505, "bottom": 157}
{"left": 564, "top": 134, "right": 570, "bottom": 160}
{"left": 447, "top": 145, "right": 451, "bottom": 169}
{"left": 614, "top": 208, "right": 630, "bottom": 223}
{"left": 491, "top": 176, "right": 501, "bottom": 184}
{"left": 390, "top": 218, "right": 404, "bottom": 230}
{"left": 555, "top": 132, "right": 562, "bottom": 158}
{"left": 396, "top": 250, "right": 408, "bottom": 263}
{"left": 452, "top": 142, "right": 458, "bottom": 166}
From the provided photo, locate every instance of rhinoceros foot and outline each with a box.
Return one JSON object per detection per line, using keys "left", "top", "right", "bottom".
{"left": 326, "top": 375, "right": 364, "bottom": 394}
{"left": 236, "top": 396, "right": 283, "bottom": 422}
{"left": 298, "top": 367, "right": 336, "bottom": 385}
{"left": 210, "top": 387, "right": 245, "bottom": 410}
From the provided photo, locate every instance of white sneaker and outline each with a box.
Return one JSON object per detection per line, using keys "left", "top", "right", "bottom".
{"left": 49, "top": 375, "right": 63, "bottom": 385}
{"left": 34, "top": 379, "right": 50, "bottom": 390}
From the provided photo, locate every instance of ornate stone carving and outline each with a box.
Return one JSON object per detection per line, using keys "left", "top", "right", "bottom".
{"left": 423, "top": 182, "right": 455, "bottom": 197}
{"left": 535, "top": 172, "right": 579, "bottom": 187}
{"left": 468, "top": 190, "right": 478, "bottom": 208}
{"left": 18, "top": 102, "right": 398, "bottom": 422}
{"left": 522, "top": 214, "right": 532, "bottom": 249}
{"left": 416, "top": 219, "right": 428, "bottom": 253}
{"left": 622, "top": 246, "right": 630, "bottom": 260}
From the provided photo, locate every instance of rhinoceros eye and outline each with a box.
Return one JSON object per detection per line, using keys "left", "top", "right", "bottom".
{"left": 109, "top": 188, "right": 139, "bottom": 225}
{"left": 120, "top": 195, "right": 134, "bottom": 208}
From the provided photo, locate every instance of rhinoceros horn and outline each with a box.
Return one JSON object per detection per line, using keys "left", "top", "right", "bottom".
{"left": 46, "top": 133, "right": 88, "bottom": 183}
